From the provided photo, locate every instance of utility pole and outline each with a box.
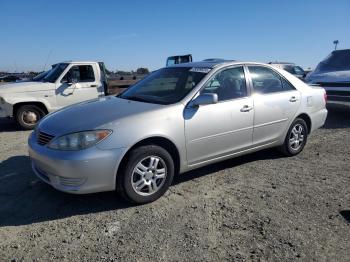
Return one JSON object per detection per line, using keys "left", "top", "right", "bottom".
{"left": 333, "top": 40, "right": 339, "bottom": 50}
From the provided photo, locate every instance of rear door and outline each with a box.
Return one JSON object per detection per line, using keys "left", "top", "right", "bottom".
{"left": 184, "top": 66, "right": 254, "bottom": 165}
{"left": 56, "top": 64, "right": 101, "bottom": 108}
{"left": 247, "top": 65, "right": 301, "bottom": 145}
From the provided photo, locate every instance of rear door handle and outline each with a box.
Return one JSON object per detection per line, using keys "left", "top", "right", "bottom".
{"left": 289, "top": 96, "right": 297, "bottom": 102}
{"left": 240, "top": 105, "right": 253, "bottom": 112}
{"left": 90, "top": 84, "right": 97, "bottom": 87}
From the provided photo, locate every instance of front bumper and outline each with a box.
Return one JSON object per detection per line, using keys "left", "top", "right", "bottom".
{"left": 28, "top": 132, "right": 126, "bottom": 194}
{"left": 0, "top": 102, "right": 13, "bottom": 118}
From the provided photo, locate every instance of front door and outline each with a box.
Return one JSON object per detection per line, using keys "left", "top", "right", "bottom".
{"left": 184, "top": 66, "right": 254, "bottom": 165}
{"left": 56, "top": 64, "right": 101, "bottom": 108}
{"left": 247, "top": 66, "right": 301, "bottom": 145}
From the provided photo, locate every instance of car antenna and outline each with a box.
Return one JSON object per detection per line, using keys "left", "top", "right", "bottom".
{"left": 43, "top": 50, "right": 53, "bottom": 71}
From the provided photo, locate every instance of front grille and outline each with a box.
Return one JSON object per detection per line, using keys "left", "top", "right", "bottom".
{"left": 37, "top": 131, "right": 55, "bottom": 146}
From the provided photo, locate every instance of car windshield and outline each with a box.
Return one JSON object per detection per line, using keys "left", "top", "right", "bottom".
{"left": 119, "top": 67, "right": 210, "bottom": 105}
{"left": 42, "top": 63, "right": 69, "bottom": 83}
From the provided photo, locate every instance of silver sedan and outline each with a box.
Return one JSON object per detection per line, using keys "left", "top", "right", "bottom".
{"left": 28, "top": 61, "right": 328, "bottom": 203}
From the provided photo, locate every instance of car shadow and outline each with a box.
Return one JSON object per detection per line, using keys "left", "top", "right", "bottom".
{"left": 173, "top": 148, "right": 282, "bottom": 186}
{"left": 0, "top": 149, "right": 282, "bottom": 227}
{"left": 0, "top": 155, "right": 130, "bottom": 227}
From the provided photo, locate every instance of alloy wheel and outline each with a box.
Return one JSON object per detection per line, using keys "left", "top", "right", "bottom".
{"left": 131, "top": 156, "right": 167, "bottom": 196}
{"left": 289, "top": 123, "right": 305, "bottom": 151}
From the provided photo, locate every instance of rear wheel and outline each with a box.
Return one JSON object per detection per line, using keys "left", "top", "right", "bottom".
{"left": 279, "top": 118, "right": 308, "bottom": 156}
{"left": 15, "top": 105, "right": 45, "bottom": 130}
{"left": 117, "top": 145, "right": 174, "bottom": 204}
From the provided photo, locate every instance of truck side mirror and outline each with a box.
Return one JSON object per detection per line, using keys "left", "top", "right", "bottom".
{"left": 63, "top": 72, "right": 77, "bottom": 85}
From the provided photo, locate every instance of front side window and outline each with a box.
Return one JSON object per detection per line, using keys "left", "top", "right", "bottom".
{"left": 248, "top": 66, "right": 295, "bottom": 94}
{"left": 119, "top": 67, "right": 209, "bottom": 105}
{"left": 62, "top": 65, "right": 95, "bottom": 83}
{"left": 201, "top": 66, "right": 247, "bottom": 101}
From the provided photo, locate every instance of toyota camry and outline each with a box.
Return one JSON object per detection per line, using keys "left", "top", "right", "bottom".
{"left": 28, "top": 60, "right": 327, "bottom": 203}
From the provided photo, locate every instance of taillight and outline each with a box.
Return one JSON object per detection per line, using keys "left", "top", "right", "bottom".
{"left": 324, "top": 92, "right": 327, "bottom": 103}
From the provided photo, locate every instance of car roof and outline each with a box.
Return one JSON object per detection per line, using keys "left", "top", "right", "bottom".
{"left": 169, "top": 60, "right": 272, "bottom": 69}
{"left": 60, "top": 60, "right": 99, "bottom": 64}
{"left": 268, "top": 62, "right": 295, "bottom": 65}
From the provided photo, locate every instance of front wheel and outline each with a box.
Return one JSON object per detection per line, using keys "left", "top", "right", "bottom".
{"left": 15, "top": 105, "right": 46, "bottom": 130}
{"left": 117, "top": 145, "right": 175, "bottom": 204}
{"left": 279, "top": 118, "right": 308, "bottom": 156}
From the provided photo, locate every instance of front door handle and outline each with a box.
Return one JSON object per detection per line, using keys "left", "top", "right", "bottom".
{"left": 90, "top": 84, "right": 97, "bottom": 87}
{"left": 289, "top": 96, "right": 297, "bottom": 102}
{"left": 240, "top": 105, "right": 253, "bottom": 112}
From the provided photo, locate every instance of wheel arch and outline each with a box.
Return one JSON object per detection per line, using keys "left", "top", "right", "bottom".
{"left": 13, "top": 101, "right": 49, "bottom": 116}
{"left": 296, "top": 113, "right": 312, "bottom": 134}
{"left": 116, "top": 136, "right": 181, "bottom": 180}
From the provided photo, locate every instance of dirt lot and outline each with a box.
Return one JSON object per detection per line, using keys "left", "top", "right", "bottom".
{"left": 0, "top": 105, "right": 349, "bottom": 261}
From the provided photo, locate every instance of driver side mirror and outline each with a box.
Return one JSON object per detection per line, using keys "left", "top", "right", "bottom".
{"left": 66, "top": 73, "right": 78, "bottom": 85}
{"left": 191, "top": 93, "right": 218, "bottom": 107}
{"left": 62, "top": 72, "right": 78, "bottom": 85}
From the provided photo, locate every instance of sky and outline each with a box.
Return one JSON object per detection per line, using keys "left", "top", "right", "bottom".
{"left": 1, "top": 0, "right": 349, "bottom": 72}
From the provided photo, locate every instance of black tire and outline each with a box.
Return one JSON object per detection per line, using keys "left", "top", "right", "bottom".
{"left": 279, "top": 118, "right": 308, "bottom": 156}
{"left": 117, "top": 145, "right": 175, "bottom": 204}
{"left": 15, "top": 105, "right": 45, "bottom": 130}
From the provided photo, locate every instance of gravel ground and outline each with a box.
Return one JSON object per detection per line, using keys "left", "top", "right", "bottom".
{"left": 0, "top": 104, "right": 349, "bottom": 261}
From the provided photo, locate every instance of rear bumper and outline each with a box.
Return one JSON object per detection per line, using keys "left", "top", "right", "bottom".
{"left": 28, "top": 132, "right": 126, "bottom": 194}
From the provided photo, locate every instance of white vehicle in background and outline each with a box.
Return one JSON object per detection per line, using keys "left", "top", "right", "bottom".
{"left": 0, "top": 61, "right": 109, "bottom": 129}
{"left": 305, "top": 49, "right": 350, "bottom": 105}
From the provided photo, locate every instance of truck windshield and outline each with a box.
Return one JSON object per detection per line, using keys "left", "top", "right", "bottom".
{"left": 42, "top": 63, "right": 69, "bottom": 83}
{"left": 32, "top": 70, "right": 49, "bottom": 81}
{"left": 119, "top": 67, "right": 210, "bottom": 105}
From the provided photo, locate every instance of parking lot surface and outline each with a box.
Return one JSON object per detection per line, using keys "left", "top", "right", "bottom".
{"left": 0, "top": 105, "right": 349, "bottom": 261}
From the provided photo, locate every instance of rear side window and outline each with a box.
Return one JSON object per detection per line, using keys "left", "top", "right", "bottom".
{"left": 248, "top": 66, "right": 295, "bottom": 94}
{"left": 281, "top": 78, "right": 295, "bottom": 91}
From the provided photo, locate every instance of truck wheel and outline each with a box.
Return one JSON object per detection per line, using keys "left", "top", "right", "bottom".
{"left": 16, "top": 105, "right": 45, "bottom": 130}
{"left": 279, "top": 118, "right": 308, "bottom": 156}
{"left": 117, "top": 145, "right": 175, "bottom": 204}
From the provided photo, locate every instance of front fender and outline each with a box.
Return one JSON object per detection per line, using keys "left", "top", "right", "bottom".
{"left": 4, "top": 94, "right": 53, "bottom": 113}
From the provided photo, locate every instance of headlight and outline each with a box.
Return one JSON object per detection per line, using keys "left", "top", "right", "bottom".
{"left": 47, "top": 130, "right": 112, "bottom": 150}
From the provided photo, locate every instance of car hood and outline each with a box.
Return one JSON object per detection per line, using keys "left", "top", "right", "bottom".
{"left": 38, "top": 96, "right": 165, "bottom": 136}
{"left": 306, "top": 70, "right": 350, "bottom": 83}
{"left": 0, "top": 81, "right": 54, "bottom": 94}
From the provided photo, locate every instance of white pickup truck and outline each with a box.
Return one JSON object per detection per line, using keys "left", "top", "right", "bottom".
{"left": 0, "top": 61, "right": 109, "bottom": 129}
